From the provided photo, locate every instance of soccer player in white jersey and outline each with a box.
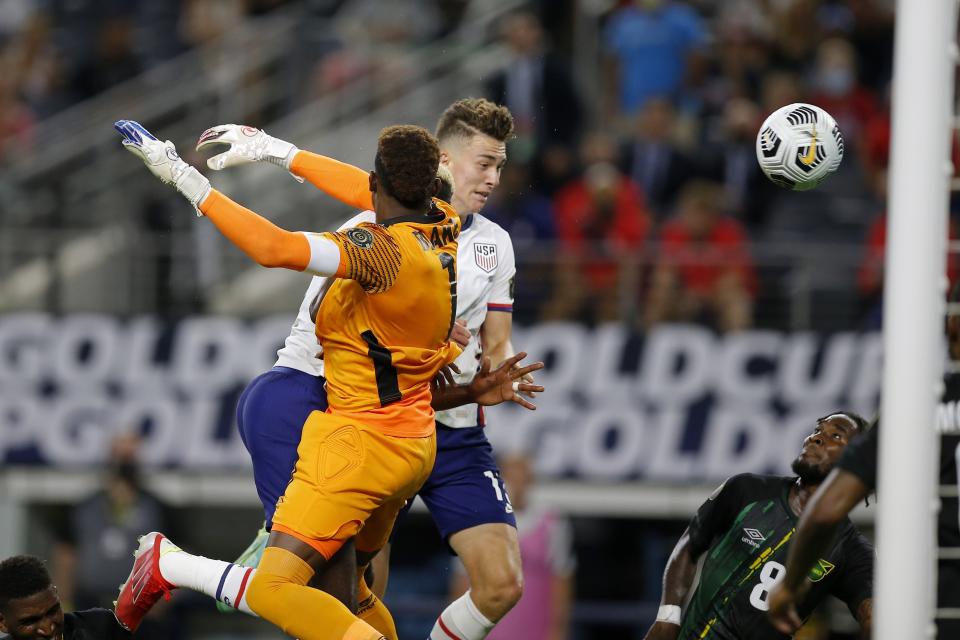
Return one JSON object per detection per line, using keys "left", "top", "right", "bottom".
{"left": 197, "top": 98, "right": 529, "bottom": 640}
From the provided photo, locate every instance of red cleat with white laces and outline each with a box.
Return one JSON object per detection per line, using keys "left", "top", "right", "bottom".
{"left": 113, "top": 532, "right": 176, "bottom": 632}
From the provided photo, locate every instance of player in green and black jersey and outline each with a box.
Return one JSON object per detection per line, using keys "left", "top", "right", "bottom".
{"left": 770, "top": 284, "right": 960, "bottom": 639}
{"left": 643, "top": 412, "right": 873, "bottom": 640}
{"left": 0, "top": 555, "right": 131, "bottom": 640}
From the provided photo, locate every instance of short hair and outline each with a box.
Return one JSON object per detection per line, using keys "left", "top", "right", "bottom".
{"left": 0, "top": 556, "right": 52, "bottom": 609}
{"left": 436, "top": 164, "right": 455, "bottom": 203}
{"left": 375, "top": 125, "right": 440, "bottom": 209}
{"left": 435, "top": 98, "right": 514, "bottom": 145}
{"left": 817, "top": 411, "right": 869, "bottom": 434}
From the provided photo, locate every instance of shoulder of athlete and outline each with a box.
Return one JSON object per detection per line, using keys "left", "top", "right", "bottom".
{"left": 336, "top": 209, "right": 377, "bottom": 231}
{"left": 838, "top": 520, "right": 872, "bottom": 550}
{"left": 728, "top": 472, "right": 782, "bottom": 489}
{"left": 472, "top": 213, "right": 511, "bottom": 238}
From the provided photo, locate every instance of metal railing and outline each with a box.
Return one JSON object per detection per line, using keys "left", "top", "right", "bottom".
{"left": 0, "top": 230, "right": 871, "bottom": 332}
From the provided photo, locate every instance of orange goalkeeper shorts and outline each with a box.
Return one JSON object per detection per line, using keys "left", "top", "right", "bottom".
{"left": 271, "top": 409, "right": 436, "bottom": 559}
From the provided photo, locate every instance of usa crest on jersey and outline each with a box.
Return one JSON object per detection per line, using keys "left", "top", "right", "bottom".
{"left": 474, "top": 242, "right": 497, "bottom": 272}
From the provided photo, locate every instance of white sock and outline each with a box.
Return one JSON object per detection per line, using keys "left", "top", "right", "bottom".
{"left": 429, "top": 591, "right": 494, "bottom": 640}
{"left": 158, "top": 546, "right": 256, "bottom": 615}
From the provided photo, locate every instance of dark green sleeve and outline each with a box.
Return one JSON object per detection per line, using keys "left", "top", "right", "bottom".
{"left": 687, "top": 474, "right": 748, "bottom": 557}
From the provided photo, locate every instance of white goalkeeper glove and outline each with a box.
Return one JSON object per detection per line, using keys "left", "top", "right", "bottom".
{"left": 195, "top": 124, "right": 302, "bottom": 182}
{"left": 115, "top": 119, "right": 211, "bottom": 215}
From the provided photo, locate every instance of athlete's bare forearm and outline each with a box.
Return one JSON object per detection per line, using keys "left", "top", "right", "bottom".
{"left": 660, "top": 530, "right": 699, "bottom": 606}
{"left": 431, "top": 384, "right": 474, "bottom": 411}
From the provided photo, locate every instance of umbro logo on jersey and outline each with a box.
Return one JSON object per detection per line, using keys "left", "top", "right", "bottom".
{"left": 741, "top": 528, "right": 766, "bottom": 548}
{"left": 474, "top": 242, "right": 498, "bottom": 272}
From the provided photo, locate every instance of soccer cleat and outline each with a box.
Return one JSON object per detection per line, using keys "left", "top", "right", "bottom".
{"left": 113, "top": 532, "right": 177, "bottom": 631}
{"left": 215, "top": 524, "right": 268, "bottom": 613}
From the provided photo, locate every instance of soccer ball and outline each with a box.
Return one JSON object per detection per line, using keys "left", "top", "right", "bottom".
{"left": 755, "top": 103, "right": 844, "bottom": 191}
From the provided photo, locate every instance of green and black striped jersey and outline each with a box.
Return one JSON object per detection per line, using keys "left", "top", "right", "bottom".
{"left": 679, "top": 474, "right": 873, "bottom": 640}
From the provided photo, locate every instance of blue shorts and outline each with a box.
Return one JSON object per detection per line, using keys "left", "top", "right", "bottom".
{"left": 236, "top": 366, "right": 327, "bottom": 528}
{"left": 397, "top": 423, "right": 516, "bottom": 546}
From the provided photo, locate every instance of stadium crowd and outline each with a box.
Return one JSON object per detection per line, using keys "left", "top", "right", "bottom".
{"left": 0, "top": 0, "right": 915, "bottom": 333}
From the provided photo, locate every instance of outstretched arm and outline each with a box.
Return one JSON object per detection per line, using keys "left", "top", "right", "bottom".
{"left": 195, "top": 123, "right": 374, "bottom": 211}
{"left": 290, "top": 151, "right": 374, "bottom": 211}
{"left": 198, "top": 190, "right": 341, "bottom": 274}
{"left": 116, "top": 120, "right": 345, "bottom": 277}
{"left": 431, "top": 352, "right": 544, "bottom": 411}
{"left": 642, "top": 530, "right": 700, "bottom": 640}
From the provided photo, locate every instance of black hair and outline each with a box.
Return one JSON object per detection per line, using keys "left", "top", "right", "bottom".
{"left": 816, "top": 411, "right": 869, "bottom": 434}
{"left": 0, "top": 556, "right": 52, "bottom": 609}
{"left": 375, "top": 125, "right": 440, "bottom": 209}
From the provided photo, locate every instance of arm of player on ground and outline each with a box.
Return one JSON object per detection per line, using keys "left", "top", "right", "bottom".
{"left": 643, "top": 476, "right": 748, "bottom": 640}
{"left": 289, "top": 151, "right": 374, "bottom": 212}
{"left": 641, "top": 528, "right": 697, "bottom": 640}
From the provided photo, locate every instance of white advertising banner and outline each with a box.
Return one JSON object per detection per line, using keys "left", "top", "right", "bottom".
{"left": 0, "top": 315, "right": 882, "bottom": 480}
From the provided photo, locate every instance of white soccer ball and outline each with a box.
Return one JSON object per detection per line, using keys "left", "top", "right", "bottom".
{"left": 755, "top": 103, "right": 844, "bottom": 191}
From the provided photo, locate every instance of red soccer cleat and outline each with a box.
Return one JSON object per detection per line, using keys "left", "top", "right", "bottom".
{"left": 113, "top": 532, "right": 175, "bottom": 632}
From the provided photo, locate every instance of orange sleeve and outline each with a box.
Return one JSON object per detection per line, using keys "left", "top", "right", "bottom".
{"left": 199, "top": 189, "right": 311, "bottom": 271}
{"left": 290, "top": 151, "right": 375, "bottom": 211}
{"left": 320, "top": 224, "right": 401, "bottom": 293}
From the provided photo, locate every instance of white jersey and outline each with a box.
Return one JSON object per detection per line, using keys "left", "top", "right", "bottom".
{"left": 435, "top": 213, "right": 515, "bottom": 428}
{"left": 274, "top": 210, "right": 516, "bottom": 429}
{"left": 274, "top": 210, "right": 375, "bottom": 375}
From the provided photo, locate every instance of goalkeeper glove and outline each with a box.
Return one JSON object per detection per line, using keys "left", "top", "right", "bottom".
{"left": 114, "top": 119, "right": 211, "bottom": 215}
{"left": 195, "top": 124, "right": 302, "bottom": 181}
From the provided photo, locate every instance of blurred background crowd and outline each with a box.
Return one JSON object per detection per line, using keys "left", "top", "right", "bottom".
{"left": 0, "top": 1, "right": 923, "bottom": 638}
{"left": 0, "top": 0, "right": 921, "bottom": 333}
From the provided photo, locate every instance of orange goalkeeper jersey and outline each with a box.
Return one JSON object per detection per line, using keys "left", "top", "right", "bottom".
{"left": 314, "top": 199, "right": 462, "bottom": 437}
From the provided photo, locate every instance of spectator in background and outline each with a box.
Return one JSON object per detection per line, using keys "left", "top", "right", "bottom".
{"left": 759, "top": 69, "right": 805, "bottom": 118}
{"left": 705, "top": 1, "right": 774, "bottom": 109}
{"left": 5, "top": 12, "right": 71, "bottom": 118}
{"left": 69, "top": 16, "right": 142, "bottom": 100}
{"left": 808, "top": 37, "right": 878, "bottom": 151}
{"left": 482, "top": 161, "right": 557, "bottom": 324}
{"left": 645, "top": 180, "right": 755, "bottom": 332}
{"left": 768, "top": 0, "right": 822, "bottom": 73}
{"left": 451, "top": 453, "right": 575, "bottom": 640}
{"left": 179, "top": 0, "right": 246, "bottom": 46}
{"left": 49, "top": 433, "right": 171, "bottom": 639}
{"left": 548, "top": 132, "right": 650, "bottom": 324}
{"left": 620, "top": 97, "right": 691, "bottom": 220}
{"left": 486, "top": 10, "right": 583, "bottom": 172}
{"left": 858, "top": 195, "right": 960, "bottom": 330}
{"left": 841, "top": 0, "right": 895, "bottom": 93}
{"left": 0, "top": 76, "right": 34, "bottom": 162}
{"left": 698, "top": 97, "right": 778, "bottom": 231}
{"left": 602, "top": 0, "right": 707, "bottom": 119}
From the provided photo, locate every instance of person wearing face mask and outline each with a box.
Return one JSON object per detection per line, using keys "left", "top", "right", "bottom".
{"left": 808, "top": 38, "right": 879, "bottom": 150}
{"left": 47, "top": 434, "right": 170, "bottom": 639}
